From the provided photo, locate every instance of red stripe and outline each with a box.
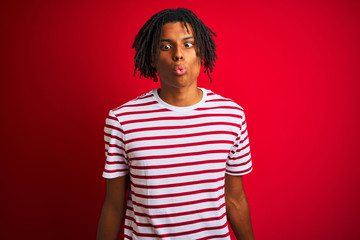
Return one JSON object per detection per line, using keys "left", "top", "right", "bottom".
{"left": 107, "top": 115, "right": 118, "bottom": 121}
{"left": 104, "top": 132, "right": 125, "bottom": 144}
{"left": 195, "top": 105, "right": 243, "bottom": 111}
{"left": 123, "top": 225, "right": 131, "bottom": 231}
{"left": 122, "top": 113, "right": 242, "bottom": 125}
{"left": 124, "top": 121, "right": 240, "bottom": 134}
{"left": 127, "top": 140, "right": 233, "bottom": 153}
{"left": 131, "top": 176, "right": 225, "bottom": 189}
{"left": 130, "top": 159, "right": 226, "bottom": 170}
{"left": 196, "top": 232, "right": 231, "bottom": 240}
{"left": 136, "top": 94, "right": 153, "bottom": 100}
{"left": 206, "top": 98, "right": 232, "bottom": 102}
{"left": 241, "top": 125, "right": 247, "bottom": 135}
{"left": 130, "top": 168, "right": 226, "bottom": 179}
{"left": 132, "top": 222, "right": 228, "bottom": 238}
{"left": 127, "top": 202, "right": 226, "bottom": 219}
{"left": 105, "top": 161, "right": 127, "bottom": 165}
{"left": 115, "top": 108, "right": 171, "bottom": 117}
{"left": 104, "top": 169, "right": 128, "bottom": 173}
{"left": 105, "top": 141, "right": 125, "bottom": 156}
{"left": 226, "top": 166, "right": 253, "bottom": 175}
{"left": 228, "top": 151, "right": 251, "bottom": 161}
{"left": 132, "top": 193, "right": 225, "bottom": 209}
{"left": 107, "top": 152, "right": 126, "bottom": 157}
{"left": 226, "top": 158, "right": 252, "bottom": 167}
{"left": 131, "top": 185, "right": 224, "bottom": 199}
{"left": 240, "top": 135, "right": 249, "bottom": 144}
{"left": 104, "top": 141, "right": 125, "bottom": 152}
{"left": 232, "top": 142, "right": 250, "bottom": 154}
{"left": 105, "top": 123, "right": 124, "bottom": 134}
{"left": 130, "top": 149, "right": 229, "bottom": 161}
{"left": 126, "top": 211, "right": 227, "bottom": 229}
{"left": 117, "top": 100, "right": 158, "bottom": 109}
{"left": 125, "top": 131, "right": 237, "bottom": 144}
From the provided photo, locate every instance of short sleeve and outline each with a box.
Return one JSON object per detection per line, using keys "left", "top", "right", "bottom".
{"left": 226, "top": 110, "right": 253, "bottom": 175}
{"left": 102, "top": 110, "right": 129, "bottom": 178}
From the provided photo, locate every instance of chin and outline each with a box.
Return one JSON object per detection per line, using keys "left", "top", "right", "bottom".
{"left": 160, "top": 74, "right": 198, "bottom": 88}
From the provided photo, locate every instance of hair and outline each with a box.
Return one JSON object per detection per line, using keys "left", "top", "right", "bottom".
{"left": 132, "top": 8, "right": 217, "bottom": 82}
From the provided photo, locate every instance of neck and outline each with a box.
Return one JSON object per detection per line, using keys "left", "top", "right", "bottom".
{"left": 158, "top": 86, "right": 203, "bottom": 107}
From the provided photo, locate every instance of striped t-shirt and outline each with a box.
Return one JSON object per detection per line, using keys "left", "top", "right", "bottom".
{"left": 103, "top": 88, "right": 252, "bottom": 239}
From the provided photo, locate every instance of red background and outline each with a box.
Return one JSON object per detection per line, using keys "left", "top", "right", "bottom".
{"left": 1, "top": 0, "right": 360, "bottom": 239}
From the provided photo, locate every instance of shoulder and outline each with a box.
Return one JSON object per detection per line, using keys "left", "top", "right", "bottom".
{"left": 109, "top": 89, "right": 157, "bottom": 116}
{"left": 203, "top": 88, "right": 245, "bottom": 116}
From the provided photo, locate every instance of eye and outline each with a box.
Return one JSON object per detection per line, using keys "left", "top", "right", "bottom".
{"left": 184, "top": 42, "right": 194, "bottom": 48}
{"left": 161, "top": 44, "right": 171, "bottom": 50}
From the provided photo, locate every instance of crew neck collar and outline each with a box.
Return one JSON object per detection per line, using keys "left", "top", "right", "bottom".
{"left": 152, "top": 88, "right": 207, "bottom": 112}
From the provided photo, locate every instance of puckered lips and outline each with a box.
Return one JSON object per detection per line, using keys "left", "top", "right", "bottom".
{"left": 173, "top": 65, "right": 187, "bottom": 76}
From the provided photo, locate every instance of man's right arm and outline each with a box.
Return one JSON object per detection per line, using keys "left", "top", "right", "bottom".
{"left": 97, "top": 175, "right": 130, "bottom": 240}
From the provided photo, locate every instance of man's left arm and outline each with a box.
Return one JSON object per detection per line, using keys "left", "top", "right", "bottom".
{"left": 225, "top": 174, "right": 254, "bottom": 240}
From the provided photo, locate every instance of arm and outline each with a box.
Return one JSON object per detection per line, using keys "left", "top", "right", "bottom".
{"left": 225, "top": 174, "right": 254, "bottom": 240}
{"left": 97, "top": 174, "right": 130, "bottom": 240}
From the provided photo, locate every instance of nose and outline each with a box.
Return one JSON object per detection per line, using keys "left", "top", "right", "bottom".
{"left": 173, "top": 46, "right": 184, "bottom": 61}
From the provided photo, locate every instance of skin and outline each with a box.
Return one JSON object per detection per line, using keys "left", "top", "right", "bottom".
{"left": 153, "top": 21, "right": 203, "bottom": 107}
{"left": 225, "top": 175, "right": 254, "bottom": 240}
{"left": 97, "top": 21, "right": 254, "bottom": 240}
{"left": 97, "top": 175, "right": 129, "bottom": 240}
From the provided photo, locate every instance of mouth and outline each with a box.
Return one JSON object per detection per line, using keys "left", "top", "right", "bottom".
{"left": 173, "top": 65, "right": 187, "bottom": 76}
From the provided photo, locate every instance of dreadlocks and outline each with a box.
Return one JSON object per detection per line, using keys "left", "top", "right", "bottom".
{"left": 132, "top": 8, "right": 217, "bottom": 82}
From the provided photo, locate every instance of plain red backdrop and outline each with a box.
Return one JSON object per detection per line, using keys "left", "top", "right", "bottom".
{"left": 1, "top": 0, "right": 360, "bottom": 239}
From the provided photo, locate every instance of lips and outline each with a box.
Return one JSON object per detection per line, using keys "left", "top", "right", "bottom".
{"left": 173, "top": 65, "right": 187, "bottom": 76}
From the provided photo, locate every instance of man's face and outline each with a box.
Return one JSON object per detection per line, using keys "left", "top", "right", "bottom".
{"left": 153, "top": 22, "right": 201, "bottom": 90}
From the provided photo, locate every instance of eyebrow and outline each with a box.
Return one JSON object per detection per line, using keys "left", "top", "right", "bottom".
{"left": 160, "top": 36, "right": 194, "bottom": 42}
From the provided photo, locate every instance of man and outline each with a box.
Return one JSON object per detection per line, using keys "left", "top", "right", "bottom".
{"left": 97, "top": 8, "right": 254, "bottom": 240}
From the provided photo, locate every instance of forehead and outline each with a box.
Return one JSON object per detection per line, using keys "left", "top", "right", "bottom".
{"left": 160, "top": 22, "right": 194, "bottom": 38}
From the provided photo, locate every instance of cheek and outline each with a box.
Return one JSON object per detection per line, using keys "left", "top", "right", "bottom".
{"left": 192, "top": 58, "right": 201, "bottom": 75}
{"left": 155, "top": 59, "right": 169, "bottom": 74}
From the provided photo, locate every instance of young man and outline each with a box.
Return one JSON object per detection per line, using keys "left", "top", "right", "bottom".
{"left": 97, "top": 8, "right": 254, "bottom": 240}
